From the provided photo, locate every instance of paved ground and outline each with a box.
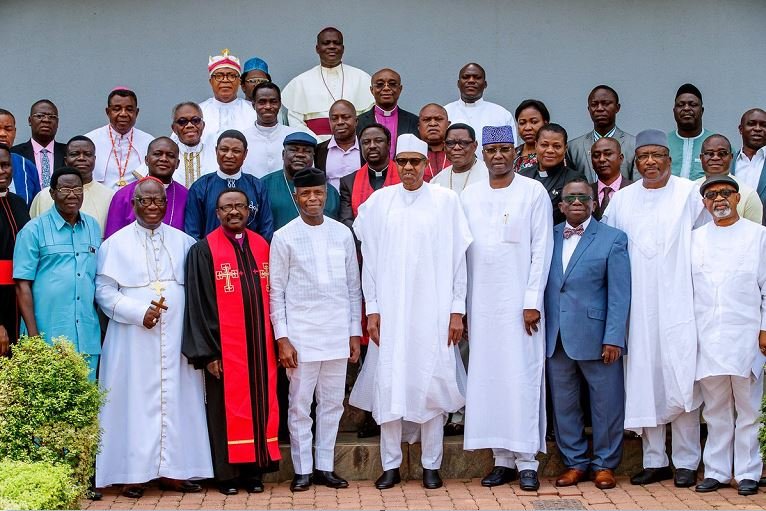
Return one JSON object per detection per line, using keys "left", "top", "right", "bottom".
{"left": 81, "top": 477, "right": 765, "bottom": 510}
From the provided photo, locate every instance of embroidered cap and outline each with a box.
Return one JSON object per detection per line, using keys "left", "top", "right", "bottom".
{"left": 208, "top": 49, "right": 241, "bottom": 76}
{"left": 482, "top": 125, "right": 514, "bottom": 145}
{"left": 243, "top": 57, "right": 269, "bottom": 75}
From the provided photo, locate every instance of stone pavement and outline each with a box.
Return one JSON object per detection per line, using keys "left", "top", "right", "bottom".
{"left": 81, "top": 477, "right": 765, "bottom": 510}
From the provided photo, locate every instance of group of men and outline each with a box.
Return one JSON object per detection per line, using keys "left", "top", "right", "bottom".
{"left": 1, "top": 25, "right": 765, "bottom": 499}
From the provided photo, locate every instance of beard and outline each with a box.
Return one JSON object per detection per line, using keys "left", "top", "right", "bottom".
{"left": 712, "top": 206, "right": 731, "bottom": 219}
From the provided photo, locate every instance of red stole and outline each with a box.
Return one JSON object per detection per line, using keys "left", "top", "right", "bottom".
{"left": 208, "top": 227, "right": 281, "bottom": 463}
{"left": 350, "top": 161, "right": 400, "bottom": 218}
{"left": 305, "top": 118, "right": 331, "bottom": 137}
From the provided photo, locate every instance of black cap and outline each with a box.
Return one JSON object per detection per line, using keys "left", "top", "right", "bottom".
{"left": 700, "top": 174, "right": 738, "bottom": 196}
{"left": 293, "top": 167, "right": 327, "bottom": 188}
{"left": 676, "top": 83, "right": 703, "bottom": 102}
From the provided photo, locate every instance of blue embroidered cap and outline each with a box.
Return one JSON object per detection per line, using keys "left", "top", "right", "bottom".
{"left": 482, "top": 125, "right": 514, "bottom": 146}
{"left": 243, "top": 57, "right": 269, "bottom": 75}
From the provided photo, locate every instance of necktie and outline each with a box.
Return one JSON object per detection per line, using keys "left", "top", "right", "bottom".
{"left": 40, "top": 149, "right": 51, "bottom": 188}
{"left": 601, "top": 186, "right": 613, "bottom": 212}
{"left": 563, "top": 225, "right": 584, "bottom": 239}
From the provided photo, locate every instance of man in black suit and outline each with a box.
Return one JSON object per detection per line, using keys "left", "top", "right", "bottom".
{"left": 11, "top": 100, "right": 67, "bottom": 187}
{"left": 590, "top": 137, "right": 633, "bottom": 220}
{"left": 356, "top": 69, "right": 419, "bottom": 159}
{"left": 315, "top": 100, "right": 364, "bottom": 189}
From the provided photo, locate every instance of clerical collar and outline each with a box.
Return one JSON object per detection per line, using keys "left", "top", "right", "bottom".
{"left": 136, "top": 222, "right": 162, "bottom": 237}
{"left": 182, "top": 141, "right": 203, "bottom": 153}
{"left": 210, "top": 96, "right": 237, "bottom": 106}
{"left": 459, "top": 98, "right": 484, "bottom": 108}
{"left": 374, "top": 105, "right": 398, "bottom": 117}
{"left": 0, "top": 191, "right": 7, "bottom": 198}
{"left": 368, "top": 164, "right": 388, "bottom": 178}
{"left": 255, "top": 121, "right": 279, "bottom": 133}
{"left": 217, "top": 169, "right": 242, "bottom": 181}
{"left": 539, "top": 162, "right": 566, "bottom": 178}
{"left": 321, "top": 64, "right": 343, "bottom": 73}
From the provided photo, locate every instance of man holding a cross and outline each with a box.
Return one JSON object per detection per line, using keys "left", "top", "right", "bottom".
{"left": 94, "top": 176, "right": 212, "bottom": 496}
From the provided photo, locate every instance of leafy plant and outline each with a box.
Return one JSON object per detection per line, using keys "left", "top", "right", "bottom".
{"left": 760, "top": 383, "right": 766, "bottom": 461}
{"left": 0, "top": 460, "right": 80, "bottom": 510}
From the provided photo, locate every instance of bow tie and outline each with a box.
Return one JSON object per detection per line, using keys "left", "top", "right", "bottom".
{"left": 563, "top": 225, "right": 584, "bottom": 239}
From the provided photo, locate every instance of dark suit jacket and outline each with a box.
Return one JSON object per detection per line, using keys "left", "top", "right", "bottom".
{"left": 11, "top": 140, "right": 67, "bottom": 175}
{"left": 314, "top": 139, "right": 365, "bottom": 173}
{"left": 519, "top": 163, "right": 585, "bottom": 225}
{"left": 590, "top": 177, "right": 633, "bottom": 220}
{"left": 731, "top": 149, "right": 766, "bottom": 225}
{"left": 544, "top": 219, "right": 631, "bottom": 360}
{"left": 356, "top": 106, "right": 420, "bottom": 139}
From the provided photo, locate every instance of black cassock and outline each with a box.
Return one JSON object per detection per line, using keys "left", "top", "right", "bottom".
{"left": 0, "top": 192, "right": 29, "bottom": 345}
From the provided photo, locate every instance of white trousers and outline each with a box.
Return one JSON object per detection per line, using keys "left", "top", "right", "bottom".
{"left": 699, "top": 374, "right": 764, "bottom": 483}
{"left": 381, "top": 415, "right": 444, "bottom": 470}
{"left": 493, "top": 449, "right": 539, "bottom": 472}
{"left": 641, "top": 408, "right": 701, "bottom": 470}
{"left": 286, "top": 358, "right": 347, "bottom": 474}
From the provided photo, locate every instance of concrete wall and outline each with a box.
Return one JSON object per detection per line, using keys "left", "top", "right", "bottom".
{"left": 2, "top": 0, "right": 764, "bottom": 147}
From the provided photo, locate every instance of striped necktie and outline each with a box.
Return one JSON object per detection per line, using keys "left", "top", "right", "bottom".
{"left": 40, "top": 148, "right": 51, "bottom": 188}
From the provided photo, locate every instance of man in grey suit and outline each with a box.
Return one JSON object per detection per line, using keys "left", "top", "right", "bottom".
{"left": 544, "top": 177, "right": 631, "bottom": 490}
{"left": 566, "top": 85, "right": 636, "bottom": 182}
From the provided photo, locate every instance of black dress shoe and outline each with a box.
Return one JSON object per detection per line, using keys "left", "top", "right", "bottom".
{"left": 758, "top": 476, "right": 766, "bottom": 487}
{"left": 244, "top": 478, "right": 264, "bottom": 493}
{"left": 422, "top": 469, "right": 443, "bottom": 489}
{"left": 481, "top": 466, "right": 519, "bottom": 487}
{"left": 290, "top": 474, "right": 312, "bottom": 492}
{"left": 313, "top": 470, "right": 349, "bottom": 489}
{"left": 630, "top": 466, "right": 673, "bottom": 485}
{"left": 159, "top": 479, "right": 203, "bottom": 493}
{"left": 121, "top": 485, "right": 145, "bottom": 499}
{"left": 674, "top": 468, "right": 698, "bottom": 488}
{"left": 375, "top": 468, "right": 401, "bottom": 490}
{"left": 695, "top": 478, "right": 722, "bottom": 493}
{"left": 217, "top": 482, "right": 238, "bottom": 495}
{"left": 738, "top": 479, "right": 758, "bottom": 496}
{"left": 519, "top": 470, "right": 540, "bottom": 491}
{"left": 87, "top": 488, "right": 103, "bottom": 501}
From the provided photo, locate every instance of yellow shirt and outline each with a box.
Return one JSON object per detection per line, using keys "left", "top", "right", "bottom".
{"left": 29, "top": 180, "right": 114, "bottom": 237}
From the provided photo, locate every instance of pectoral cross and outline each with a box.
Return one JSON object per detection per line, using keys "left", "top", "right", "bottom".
{"left": 150, "top": 281, "right": 165, "bottom": 296}
{"left": 258, "top": 263, "right": 270, "bottom": 292}
{"left": 216, "top": 263, "right": 239, "bottom": 293}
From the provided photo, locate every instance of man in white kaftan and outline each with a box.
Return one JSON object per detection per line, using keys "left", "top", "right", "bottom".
{"left": 462, "top": 126, "right": 553, "bottom": 492}
{"left": 349, "top": 134, "right": 472, "bottom": 490}
{"left": 602, "top": 129, "right": 707, "bottom": 488}
{"left": 691, "top": 174, "right": 766, "bottom": 496}
{"left": 95, "top": 178, "right": 212, "bottom": 492}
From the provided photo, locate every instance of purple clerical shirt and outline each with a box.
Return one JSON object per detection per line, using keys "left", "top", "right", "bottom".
{"left": 103, "top": 180, "right": 188, "bottom": 238}
{"left": 374, "top": 105, "right": 399, "bottom": 160}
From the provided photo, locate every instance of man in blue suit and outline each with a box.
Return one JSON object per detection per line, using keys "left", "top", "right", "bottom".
{"left": 544, "top": 177, "right": 631, "bottom": 490}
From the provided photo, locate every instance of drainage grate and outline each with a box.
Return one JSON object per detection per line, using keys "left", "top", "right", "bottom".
{"left": 532, "top": 498, "right": 587, "bottom": 510}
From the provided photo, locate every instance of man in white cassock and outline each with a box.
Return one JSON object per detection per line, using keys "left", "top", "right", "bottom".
{"left": 691, "top": 174, "right": 766, "bottom": 496}
{"left": 349, "top": 134, "right": 472, "bottom": 491}
{"left": 282, "top": 27, "right": 373, "bottom": 143}
{"left": 602, "top": 129, "right": 708, "bottom": 488}
{"left": 95, "top": 177, "right": 212, "bottom": 497}
{"left": 462, "top": 126, "right": 553, "bottom": 492}
{"left": 269, "top": 167, "right": 362, "bottom": 493}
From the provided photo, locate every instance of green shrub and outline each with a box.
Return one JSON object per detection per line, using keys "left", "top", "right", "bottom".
{"left": 0, "top": 336, "right": 105, "bottom": 495}
{"left": 0, "top": 460, "right": 80, "bottom": 510}
{"left": 761, "top": 382, "right": 766, "bottom": 461}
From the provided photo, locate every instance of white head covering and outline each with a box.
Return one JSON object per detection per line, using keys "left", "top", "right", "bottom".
{"left": 395, "top": 134, "right": 428, "bottom": 158}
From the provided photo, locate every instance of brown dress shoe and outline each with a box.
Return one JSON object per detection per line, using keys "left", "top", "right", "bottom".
{"left": 594, "top": 469, "right": 617, "bottom": 490}
{"left": 556, "top": 468, "right": 587, "bottom": 487}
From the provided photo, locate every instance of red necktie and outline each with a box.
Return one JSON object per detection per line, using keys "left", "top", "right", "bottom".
{"left": 563, "top": 225, "right": 584, "bottom": 239}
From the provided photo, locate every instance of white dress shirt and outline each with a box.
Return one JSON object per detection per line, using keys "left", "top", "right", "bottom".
{"left": 734, "top": 146, "right": 766, "bottom": 190}
{"left": 562, "top": 216, "right": 591, "bottom": 270}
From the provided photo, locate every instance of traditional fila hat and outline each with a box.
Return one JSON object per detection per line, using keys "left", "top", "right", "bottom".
{"left": 208, "top": 49, "right": 242, "bottom": 76}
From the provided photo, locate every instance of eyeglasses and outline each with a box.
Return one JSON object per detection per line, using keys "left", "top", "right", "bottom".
{"left": 636, "top": 152, "right": 669, "bottom": 162}
{"left": 175, "top": 116, "right": 203, "bottom": 127}
{"left": 562, "top": 194, "right": 593, "bottom": 204}
{"left": 394, "top": 157, "right": 426, "bottom": 167}
{"left": 134, "top": 197, "right": 167, "bottom": 207}
{"left": 217, "top": 202, "right": 249, "bottom": 213}
{"left": 211, "top": 72, "right": 239, "bottom": 82}
{"left": 372, "top": 80, "right": 400, "bottom": 90}
{"left": 56, "top": 186, "right": 84, "bottom": 196}
{"left": 483, "top": 146, "right": 515, "bottom": 155}
{"left": 244, "top": 77, "right": 269, "bottom": 85}
{"left": 444, "top": 139, "right": 474, "bottom": 148}
{"left": 31, "top": 113, "right": 58, "bottom": 121}
{"left": 703, "top": 189, "right": 736, "bottom": 200}
{"left": 701, "top": 150, "right": 731, "bottom": 159}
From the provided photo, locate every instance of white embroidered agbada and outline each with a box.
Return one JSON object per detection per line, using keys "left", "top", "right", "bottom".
{"left": 95, "top": 222, "right": 213, "bottom": 487}
{"left": 461, "top": 175, "right": 553, "bottom": 454}
{"left": 430, "top": 159, "right": 489, "bottom": 192}
{"left": 84, "top": 124, "right": 154, "bottom": 190}
{"left": 602, "top": 175, "right": 707, "bottom": 432}
{"left": 171, "top": 140, "right": 219, "bottom": 187}
{"left": 443, "top": 99, "right": 518, "bottom": 155}
{"left": 198, "top": 97, "right": 258, "bottom": 148}
{"left": 242, "top": 122, "right": 301, "bottom": 178}
{"left": 349, "top": 183, "right": 472, "bottom": 424}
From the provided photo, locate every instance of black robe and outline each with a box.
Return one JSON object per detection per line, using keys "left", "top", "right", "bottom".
{"left": 182, "top": 236, "right": 278, "bottom": 482}
{"left": 0, "top": 192, "right": 30, "bottom": 344}
{"left": 519, "top": 163, "right": 585, "bottom": 226}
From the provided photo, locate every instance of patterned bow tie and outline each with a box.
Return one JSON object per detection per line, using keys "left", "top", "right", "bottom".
{"left": 563, "top": 225, "right": 584, "bottom": 239}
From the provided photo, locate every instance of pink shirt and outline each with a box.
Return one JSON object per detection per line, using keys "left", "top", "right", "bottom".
{"left": 374, "top": 106, "right": 399, "bottom": 160}
{"left": 597, "top": 174, "right": 622, "bottom": 203}
{"left": 325, "top": 137, "right": 361, "bottom": 190}
{"left": 31, "top": 139, "right": 55, "bottom": 184}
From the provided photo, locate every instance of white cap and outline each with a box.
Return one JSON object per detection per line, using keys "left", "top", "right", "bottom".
{"left": 395, "top": 134, "right": 428, "bottom": 158}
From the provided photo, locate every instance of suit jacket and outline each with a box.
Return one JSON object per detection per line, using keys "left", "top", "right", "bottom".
{"left": 731, "top": 149, "right": 766, "bottom": 225}
{"left": 566, "top": 127, "right": 636, "bottom": 182}
{"left": 544, "top": 219, "right": 631, "bottom": 360}
{"left": 314, "top": 139, "right": 365, "bottom": 173}
{"left": 519, "top": 163, "right": 585, "bottom": 225}
{"left": 338, "top": 171, "right": 358, "bottom": 230}
{"left": 11, "top": 140, "right": 67, "bottom": 176}
{"left": 590, "top": 177, "right": 633, "bottom": 220}
{"left": 356, "top": 106, "right": 420, "bottom": 139}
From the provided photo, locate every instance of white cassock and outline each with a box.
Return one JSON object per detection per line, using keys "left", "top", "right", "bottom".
{"left": 282, "top": 64, "right": 374, "bottom": 143}
{"left": 461, "top": 176, "right": 553, "bottom": 470}
{"left": 198, "top": 97, "right": 258, "bottom": 148}
{"left": 171, "top": 140, "right": 219, "bottom": 187}
{"left": 84, "top": 125, "right": 154, "bottom": 190}
{"left": 691, "top": 219, "right": 766, "bottom": 483}
{"left": 603, "top": 175, "right": 707, "bottom": 470}
{"left": 443, "top": 99, "right": 518, "bottom": 155}
{"left": 430, "top": 159, "right": 489, "bottom": 193}
{"left": 95, "top": 222, "right": 213, "bottom": 487}
{"left": 241, "top": 122, "right": 301, "bottom": 178}
{"left": 269, "top": 216, "right": 362, "bottom": 474}
{"left": 349, "top": 183, "right": 472, "bottom": 470}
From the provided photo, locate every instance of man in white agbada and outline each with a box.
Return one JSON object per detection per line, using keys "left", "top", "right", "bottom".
{"left": 282, "top": 27, "right": 374, "bottom": 143}
{"left": 349, "top": 134, "right": 472, "bottom": 490}
{"left": 444, "top": 63, "right": 518, "bottom": 154}
{"left": 691, "top": 174, "right": 766, "bottom": 496}
{"left": 269, "top": 166, "right": 362, "bottom": 493}
{"left": 198, "top": 49, "right": 258, "bottom": 150}
{"left": 85, "top": 87, "right": 153, "bottom": 190}
{"left": 602, "top": 129, "right": 708, "bottom": 488}
{"left": 431, "top": 123, "right": 488, "bottom": 193}
{"left": 462, "top": 125, "right": 553, "bottom": 492}
{"left": 169, "top": 102, "right": 218, "bottom": 187}
{"left": 95, "top": 177, "right": 212, "bottom": 496}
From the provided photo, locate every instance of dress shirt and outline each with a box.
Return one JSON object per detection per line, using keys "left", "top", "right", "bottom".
{"left": 31, "top": 139, "right": 55, "bottom": 184}
{"left": 734, "top": 146, "right": 766, "bottom": 190}
{"left": 374, "top": 106, "right": 399, "bottom": 159}
{"left": 325, "top": 137, "right": 361, "bottom": 190}
{"left": 597, "top": 174, "right": 623, "bottom": 204}
{"left": 562, "top": 216, "right": 591, "bottom": 270}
